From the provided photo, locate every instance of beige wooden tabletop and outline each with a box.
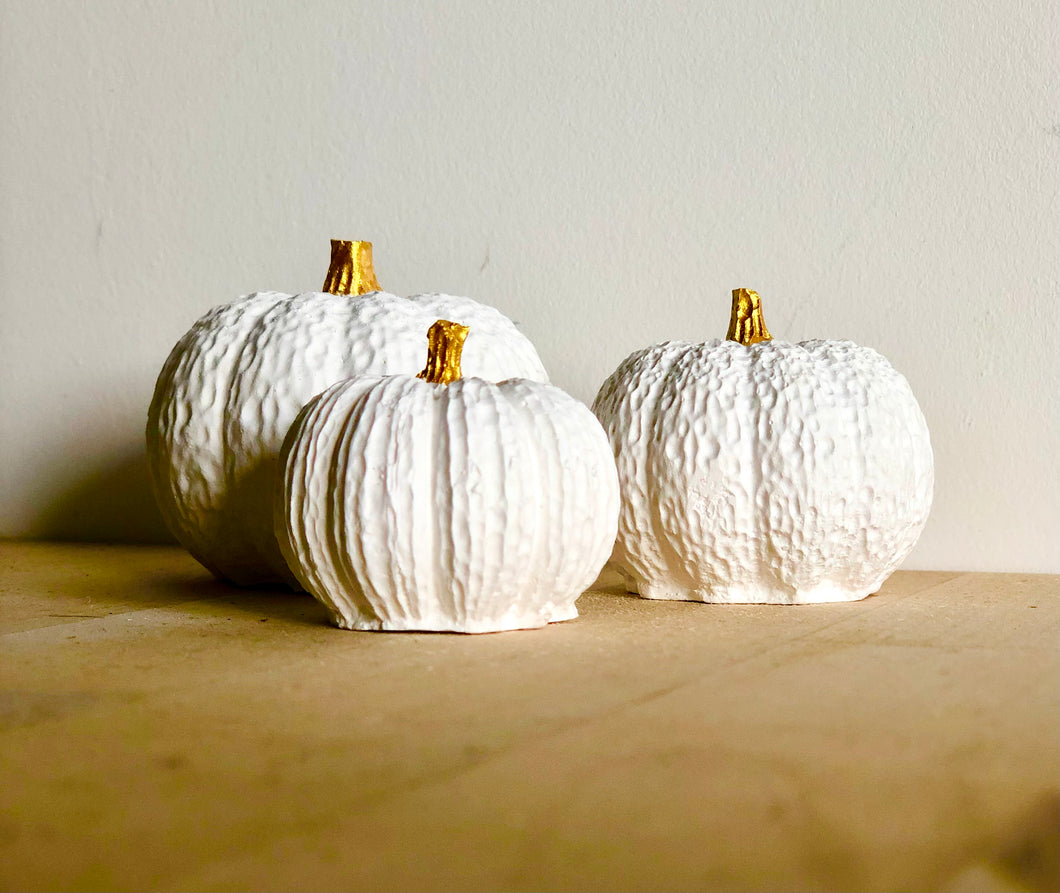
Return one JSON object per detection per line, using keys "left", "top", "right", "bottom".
{"left": 1, "top": 542, "right": 1057, "bottom": 892}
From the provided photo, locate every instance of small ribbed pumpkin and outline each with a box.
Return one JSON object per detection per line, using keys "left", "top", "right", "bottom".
{"left": 276, "top": 320, "right": 620, "bottom": 633}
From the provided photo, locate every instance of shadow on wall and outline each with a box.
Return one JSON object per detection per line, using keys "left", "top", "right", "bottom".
{"left": 30, "top": 446, "right": 176, "bottom": 545}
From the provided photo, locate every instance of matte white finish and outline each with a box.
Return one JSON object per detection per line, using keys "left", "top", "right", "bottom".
{"left": 147, "top": 291, "right": 547, "bottom": 586}
{"left": 0, "top": 2, "right": 1056, "bottom": 572}
{"left": 593, "top": 339, "right": 933, "bottom": 604}
{"left": 277, "top": 375, "right": 620, "bottom": 632}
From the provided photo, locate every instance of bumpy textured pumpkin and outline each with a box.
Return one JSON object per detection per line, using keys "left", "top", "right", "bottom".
{"left": 276, "top": 320, "right": 619, "bottom": 632}
{"left": 592, "top": 289, "right": 933, "bottom": 604}
{"left": 147, "top": 241, "right": 548, "bottom": 587}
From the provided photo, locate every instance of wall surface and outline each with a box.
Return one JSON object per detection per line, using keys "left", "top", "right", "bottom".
{"left": 1, "top": 0, "right": 1057, "bottom": 571}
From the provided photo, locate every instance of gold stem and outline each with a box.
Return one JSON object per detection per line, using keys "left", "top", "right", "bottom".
{"left": 726, "top": 288, "right": 773, "bottom": 345}
{"left": 322, "top": 239, "right": 381, "bottom": 295}
{"left": 417, "top": 320, "right": 470, "bottom": 385}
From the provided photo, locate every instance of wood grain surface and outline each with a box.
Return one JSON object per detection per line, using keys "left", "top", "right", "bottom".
{"left": 1, "top": 542, "right": 1057, "bottom": 892}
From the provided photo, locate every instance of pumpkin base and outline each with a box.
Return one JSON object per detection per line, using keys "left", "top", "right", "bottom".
{"left": 329, "top": 602, "right": 580, "bottom": 634}
{"left": 634, "top": 579, "right": 880, "bottom": 605}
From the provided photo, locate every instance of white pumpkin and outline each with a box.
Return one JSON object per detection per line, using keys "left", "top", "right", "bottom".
{"left": 592, "top": 289, "right": 933, "bottom": 604}
{"left": 147, "top": 241, "right": 547, "bottom": 587}
{"left": 276, "top": 320, "right": 620, "bottom": 633}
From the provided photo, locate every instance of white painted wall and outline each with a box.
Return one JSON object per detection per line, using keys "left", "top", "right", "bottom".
{"left": 1, "top": 0, "right": 1057, "bottom": 572}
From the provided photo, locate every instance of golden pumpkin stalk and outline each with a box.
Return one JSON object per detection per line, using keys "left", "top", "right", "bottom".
{"left": 417, "top": 320, "right": 470, "bottom": 385}
{"left": 322, "top": 239, "right": 381, "bottom": 295}
{"left": 726, "top": 288, "right": 772, "bottom": 345}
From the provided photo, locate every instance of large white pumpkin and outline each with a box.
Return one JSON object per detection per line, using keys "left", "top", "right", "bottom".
{"left": 276, "top": 320, "right": 619, "bottom": 633}
{"left": 592, "top": 289, "right": 933, "bottom": 604}
{"left": 147, "top": 241, "right": 547, "bottom": 587}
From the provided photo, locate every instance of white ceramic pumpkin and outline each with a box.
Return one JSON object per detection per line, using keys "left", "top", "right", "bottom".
{"left": 592, "top": 289, "right": 933, "bottom": 604}
{"left": 276, "top": 320, "right": 620, "bottom": 633}
{"left": 147, "top": 241, "right": 548, "bottom": 587}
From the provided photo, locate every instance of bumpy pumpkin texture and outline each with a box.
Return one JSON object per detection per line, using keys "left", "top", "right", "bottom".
{"left": 593, "top": 295, "right": 933, "bottom": 604}
{"left": 276, "top": 325, "right": 619, "bottom": 633}
{"left": 146, "top": 244, "right": 547, "bottom": 587}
